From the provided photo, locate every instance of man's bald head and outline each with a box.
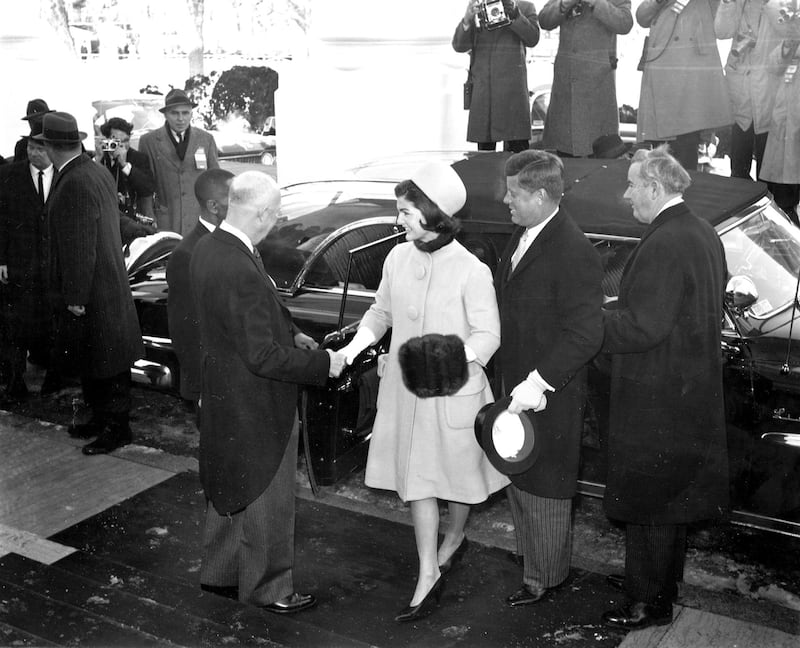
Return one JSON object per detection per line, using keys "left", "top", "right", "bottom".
{"left": 226, "top": 171, "right": 281, "bottom": 245}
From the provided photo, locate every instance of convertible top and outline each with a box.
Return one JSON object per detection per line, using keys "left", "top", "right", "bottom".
{"left": 452, "top": 152, "right": 769, "bottom": 238}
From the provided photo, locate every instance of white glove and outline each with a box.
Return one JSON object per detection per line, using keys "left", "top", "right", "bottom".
{"left": 508, "top": 378, "right": 548, "bottom": 414}
{"left": 338, "top": 327, "right": 377, "bottom": 365}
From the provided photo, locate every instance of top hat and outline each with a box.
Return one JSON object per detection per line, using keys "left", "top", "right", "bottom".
{"left": 398, "top": 333, "right": 468, "bottom": 398}
{"left": 21, "top": 98, "right": 54, "bottom": 122}
{"left": 474, "top": 396, "right": 540, "bottom": 475}
{"left": 590, "top": 134, "right": 630, "bottom": 159}
{"left": 410, "top": 162, "right": 467, "bottom": 217}
{"left": 32, "top": 112, "right": 87, "bottom": 144}
{"left": 159, "top": 88, "right": 198, "bottom": 113}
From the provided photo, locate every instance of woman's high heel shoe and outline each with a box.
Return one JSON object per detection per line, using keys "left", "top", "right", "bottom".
{"left": 438, "top": 536, "right": 469, "bottom": 576}
{"left": 394, "top": 575, "right": 445, "bottom": 623}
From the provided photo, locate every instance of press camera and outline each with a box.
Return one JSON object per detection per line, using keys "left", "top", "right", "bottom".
{"left": 479, "top": 0, "right": 511, "bottom": 30}
{"left": 101, "top": 138, "right": 120, "bottom": 152}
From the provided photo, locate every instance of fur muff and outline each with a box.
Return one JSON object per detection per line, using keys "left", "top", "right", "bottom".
{"left": 398, "top": 334, "right": 468, "bottom": 398}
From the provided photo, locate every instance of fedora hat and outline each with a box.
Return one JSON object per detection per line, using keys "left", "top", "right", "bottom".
{"left": 590, "top": 134, "right": 630, "bottom": 159}
{"left": 159, "top": 88, "right": 197, "bottom": 113}
{"left": 32, "top": 112, "right": 87, "bottom": 144}
{"left": 21, "top": 98, "right": 54, "bottom": 121}
{"left": 474, "top": 396, "right": 540, "bottom": 475}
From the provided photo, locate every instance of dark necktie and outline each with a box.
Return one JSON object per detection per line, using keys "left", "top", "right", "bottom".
{"left": 37, "top": 171, "right": 45, "bottom": 204}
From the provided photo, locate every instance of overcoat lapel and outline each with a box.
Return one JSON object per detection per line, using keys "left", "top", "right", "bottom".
{"left": 505, "top": 209, "right": 566, "bottom": 281}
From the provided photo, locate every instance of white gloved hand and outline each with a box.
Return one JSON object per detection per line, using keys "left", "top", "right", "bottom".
{"left": 508, "top": 378, "right": 548, "bottom": 414}
{"left": 338, "top": 326, "right": 377, "bottom": 365}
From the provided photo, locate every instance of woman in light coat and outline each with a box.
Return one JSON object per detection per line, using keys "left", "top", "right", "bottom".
{"left": 340, "top": 162, "right": 508, "bottom": 622}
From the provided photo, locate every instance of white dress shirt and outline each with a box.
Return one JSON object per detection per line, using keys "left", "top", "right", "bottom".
{"left": 29, "top": 164, "right": 54, "bottom": 202}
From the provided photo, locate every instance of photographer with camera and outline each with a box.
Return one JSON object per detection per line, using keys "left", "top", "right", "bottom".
{"left": 635, "top": 0, "right": 732, "bottom": 170}
{"left": 97, "top": 117, "right": 156, "bottom": 244}
{"left": 539, "top": 0, "right": 633, "bottom": 157}
{"left": 715, "top": 0, "right": 783, "bottom": 180}
{"left": 453, "top": 0, "right": 540, "bottom": 153}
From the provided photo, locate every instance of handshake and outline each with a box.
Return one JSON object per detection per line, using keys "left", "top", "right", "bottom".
{"left": 325, "top": 349, "right": 348, "bottom": 378}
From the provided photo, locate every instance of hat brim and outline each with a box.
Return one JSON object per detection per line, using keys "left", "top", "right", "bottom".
{"left": 31, "top": 131, "right": 88, "bottom": 144}
{"left": 474, "top": 396, "right": 540, "bottom": 475}
{"left": 159, "top": 102, "right": 197, "bottom": 113}
{"left": 590, "top": 143, "right": 630, "bottom": 159}
{"left": 22, "top": 109, "right": 54, "bottom": 121}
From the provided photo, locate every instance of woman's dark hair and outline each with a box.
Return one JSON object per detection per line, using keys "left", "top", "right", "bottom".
{"left": 394, "top": 179, "right": 461, "bottom": 235}
{"left": 100, "top": 117, "right": 133, "bottom": 138}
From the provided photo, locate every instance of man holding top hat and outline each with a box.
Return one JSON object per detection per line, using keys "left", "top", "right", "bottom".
{"left": 139, "top": 88, "right": 220, "bottom": 235}
{"left": 34, "top": 111, "right": 143, "bottom": 455}
{"left": 494, "top": 149, "right": 603, "bottom": 607}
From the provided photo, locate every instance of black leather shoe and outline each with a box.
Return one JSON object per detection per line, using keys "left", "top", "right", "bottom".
{"left": 69, "top": 419, "right": 104, "bottom": 439}
{"left": 507, "top": 551, "right": 524, "bottom": 567}
{"left": 506, "top": 583, "right": 549, "bottom": 607}
{"left": 82, "top": 426, "right": 132, "bottom": 455}
{"left": 606, "top": 573, "right": 625, "bottom": 591}
{"left": 439, "top": 536, "right": 469, "bottom": 575}
{"left": 200, "top": 584, "right": 239, "bottom": 600}
{"left": 602, "top": 601, "right": 672, "bottom": 629}
{"left": 395, "top": 575, "right": 444, "bottom": 623}
{"left": 262, "top": 592, "right": 317, "bottom": 615}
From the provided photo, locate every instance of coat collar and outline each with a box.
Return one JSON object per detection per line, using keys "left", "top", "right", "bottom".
{"left": 506, "top": 208, "right": 565, "bottom": 279}
{"left": 640, "top": 201, "right": 690, "bottom": 245}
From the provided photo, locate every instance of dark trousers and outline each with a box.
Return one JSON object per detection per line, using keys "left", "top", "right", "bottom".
{"left": 648, "top": 131, "right": 700, "bottom": 171}
{"left": 478, "top": 140, "right": 530, "bottom": 153}
{"left": 506, "top": 485, "right": 573, "bottom": 588}
{"left": 200, "top": 419, "right": 299, "bottom": 606}
{"left": 730, "top": 124, "right": 767, "bottom": 181}
{"left": 768, "top": 182, "right": 800, "bottom": 226}
{"left": 81, "top": 370, "right": 132, "bottom": 419}
{"left": 624, "top": 522, "right": 686, "bottom": 610}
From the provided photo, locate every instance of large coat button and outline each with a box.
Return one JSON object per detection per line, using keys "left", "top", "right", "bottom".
{"left": 415, "top": 264, "right": 426, "bottom": 279}
{"left": 407, "top": 306, "right": 419, "bottom": 320}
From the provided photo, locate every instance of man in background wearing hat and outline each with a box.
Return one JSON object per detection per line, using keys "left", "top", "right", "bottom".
{"left": 35, "top": 111, "right": 144, "bottom": 455}
{"left": 0, "top": 131, "right": 55, "bottom": 398}
{"left": 139, "top": 88, "right": 220, "bottom": 235}
{"left": 494, "top": 149, "right": 604, "bottom": 607}
{"left": 14, "top": 98, "right": 54, "bottom": 163}
{"left": 600, "top": 146, "right": 728, "bottom": 629}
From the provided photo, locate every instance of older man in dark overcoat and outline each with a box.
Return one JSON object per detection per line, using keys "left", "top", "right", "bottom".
{"left": 0, "top": 135, "right": 54, "bottom": 397}
{"left": 190, "top": 171, "right": 346, "bottom": 614}
{"left": 495, "top": 150, "right": 604, "bottom": 606}
{"left": 601, "top": 146, "right": 729, "bottom": 629}
{"left": 35, "top": 112, "right": 144, "bottom": 455}
{"left": 453, "top": 0, "right": 540, "bottom": 152}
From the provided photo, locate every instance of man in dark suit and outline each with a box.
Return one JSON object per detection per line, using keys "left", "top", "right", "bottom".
{"left": 494, "top": 150, "right": 604, "bottom": 606}
{"left": 190, "top": 171, "right": 346, "bottom": 613}
{"left": 35, "top": 112, "right": 144, "bottom": 455}
{"left": 601, "top": 146, "right": 728, "bottom": 629}
{"left": 139, "top": 89, "right": 220, "bottom": 235}
{"left": 97, "top": 117, "right": 157, "bottom": 244}
{"left": 166, "top": 168, "right": 233, "bottom": 408}
{"left": 14, "top": 98, "right": 53, "bottom": 163}
{"left": 0, "top": 132, "right": 54, "bottom": 397}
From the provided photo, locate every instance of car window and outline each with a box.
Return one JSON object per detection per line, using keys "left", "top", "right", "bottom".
{"left": 591, "top": 238, "right": 637, "bottom": 299}
{"left": 720, "top": 204, "right": 800, "bottom": 318}
{"left": 305, "top": 223, "right": 403, "bottom": 290}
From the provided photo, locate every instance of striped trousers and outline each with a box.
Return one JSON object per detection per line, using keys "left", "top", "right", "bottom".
{"left": 199, "top": 420, "right": 299, "bottom": 606}
{"left": 506, "top": 485, "right": 573, "bottom": 588}
{"left": 624, "top": 523, "right": 686, "bottom": 609}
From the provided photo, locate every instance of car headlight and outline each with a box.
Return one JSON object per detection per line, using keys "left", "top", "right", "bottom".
{"left": 260, "top": 151, "right": 275, "bottom": 165}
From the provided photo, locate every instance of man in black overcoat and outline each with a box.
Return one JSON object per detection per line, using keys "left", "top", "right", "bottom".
{"left": 0, "top": 134, "right": 54, "bottom": 396}
{"left": 13, "top": 98, "right": 53, "bottom": 163}
{"left": 494, "top": 150, "right": 604, "bottom": 606}
{"left": 35, "top": 112, "right": 144, "bottom": 455}
{"left": 190, "top": 171, "right": 346, "bottom": 613}
{"left": 166, "top": 168, "right": 233, "bottom": 407}
{"left": 600, "top": 145, "right": 729, "bottom": 629}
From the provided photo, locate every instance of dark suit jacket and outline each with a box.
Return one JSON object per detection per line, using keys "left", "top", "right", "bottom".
{"left": 47, "top": 153, "right": 143, "bottom": 379}
{"left": 495, "top": 209, "right": 604, "bottom": 497}
{"left": 166, "top": 221, "right": 209, "bottom": 401}
{"left": 100, "top": 147, "right": 155, "bottom": 217}
{"left": 191, "top": 228, "right": 330, "bottom": 514}
{"left": 602, "top": 202, "right": 728, "bottom": 524}
{"left": 0, "top": 161, "right": 51, "bottom": 335}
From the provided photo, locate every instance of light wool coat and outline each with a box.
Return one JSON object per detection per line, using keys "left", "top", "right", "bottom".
{"left": 139, "top": 125, "right": 219, "bottom": 235}
{"left": 539, "top": 0, "right": 633, "bottom": 156}
{"left": 760, "top": 41, "right": 800, "bottom": 184}
{"left": 361, "top": 241, "right": 509, "bottom": 503}
{"left": 636, "top": 0, "right": 732, "bottom": 141}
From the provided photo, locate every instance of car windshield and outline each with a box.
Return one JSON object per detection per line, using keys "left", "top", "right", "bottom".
{"left": 721, "top": 203, "right": 800, "bottom": 318}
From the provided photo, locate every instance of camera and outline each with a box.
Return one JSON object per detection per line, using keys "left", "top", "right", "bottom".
{"left": 730, "top": 32, "right": 756, "bottom": 58}
{"left": 101, "top": 138, "right": 119, "bottom": 152}
{"left": 135, "top": 213, "right": 156, "bottom": 228}
{"left": 479, "top": 0, "right": 511, "bottom": 30}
